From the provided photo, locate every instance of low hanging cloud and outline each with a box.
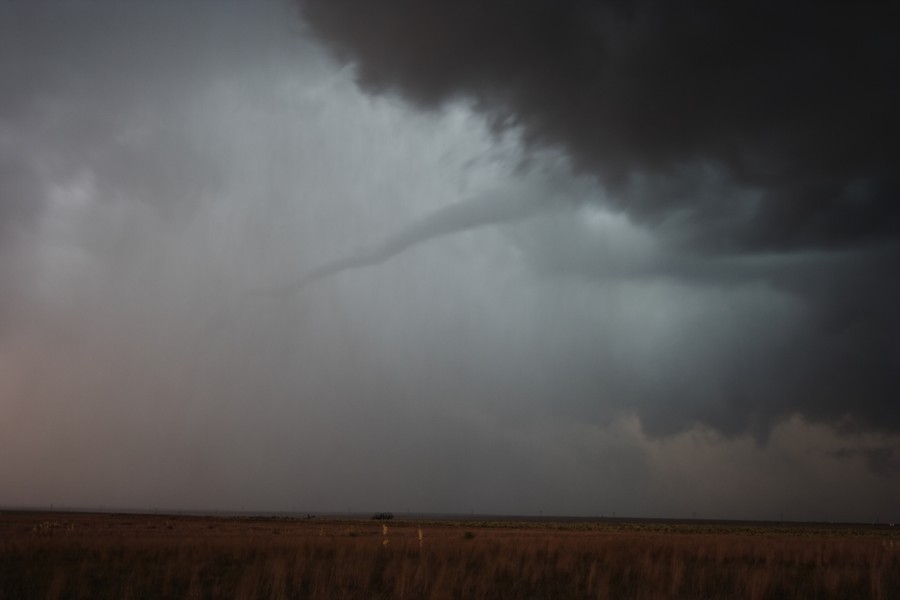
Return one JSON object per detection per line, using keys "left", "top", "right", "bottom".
{"left": 295, "top": 0, "right": 900, "bottom": 437}
{"left": 2, "top": 0, "right": 898, "bottom": 518}
{"left": 297, "top": 0, "right": 900, "bottom": 252}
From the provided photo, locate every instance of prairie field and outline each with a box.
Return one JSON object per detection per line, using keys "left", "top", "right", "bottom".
{"left": 1, "top": 511, "right": 898, "bottom": 599}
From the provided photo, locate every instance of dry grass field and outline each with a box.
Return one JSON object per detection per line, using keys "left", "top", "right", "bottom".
{"left": 1, "top": 511, "right": 899, "bottom": 599}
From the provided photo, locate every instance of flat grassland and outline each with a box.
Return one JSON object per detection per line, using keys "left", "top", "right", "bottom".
{"left": 2, "top": 512, "right": 898, "bottom": 599}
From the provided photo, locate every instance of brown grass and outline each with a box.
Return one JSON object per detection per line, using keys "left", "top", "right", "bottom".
{"left": 1, "top": 512, "right": 899, "bottom": 599}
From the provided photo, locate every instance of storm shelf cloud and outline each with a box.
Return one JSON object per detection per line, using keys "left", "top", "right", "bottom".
{"left": 0, "top": 0, "right": 898, "bottom": 520}
{"left": 299, "top": 0, "right": 900, "bottom": 246}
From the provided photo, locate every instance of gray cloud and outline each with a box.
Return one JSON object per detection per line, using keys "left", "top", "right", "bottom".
{"left": 296, "top": 0, "right": 900, "bottom": 437}
{"left": 1, "top": 0, "right": 898, "bottom": 520}
{"left": 834, "top": 445, "right": 900, "bottom": 478}
{"left": 511, "top": 213, "right": 900, "bottom": 436}
{"left": 297, "top": 0, "right": 900, "bottom": 252}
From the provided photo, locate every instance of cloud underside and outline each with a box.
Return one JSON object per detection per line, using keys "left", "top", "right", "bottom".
{"left": 295, "top": 0, "right": 900, "bottom": 435}
{"left": 1, "top": 0, "right": 898, "bottom": 519}
{"left": 298, "top": 0, "right": 900, "bottom": 251}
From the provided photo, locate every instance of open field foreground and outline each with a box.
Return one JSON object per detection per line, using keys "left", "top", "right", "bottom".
{"left": 2, "top": 512, "right": 899, "bottom": 599}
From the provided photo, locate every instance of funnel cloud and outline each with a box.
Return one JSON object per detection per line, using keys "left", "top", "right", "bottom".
{"left": 260, "top": 185, "right": 553, "bottom": 293}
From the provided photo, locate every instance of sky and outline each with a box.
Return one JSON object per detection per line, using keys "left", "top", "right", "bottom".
{"left": 1, "top": 0, "right": 898, "bottom": 522}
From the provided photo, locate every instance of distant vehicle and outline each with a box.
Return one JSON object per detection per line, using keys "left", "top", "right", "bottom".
{"left": 371, "top": 512, "right": 394, "bottom": 520}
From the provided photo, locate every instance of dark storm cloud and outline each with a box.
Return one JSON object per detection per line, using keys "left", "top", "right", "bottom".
{"left": 296, "top": 0, "right": 900, "bottom": 437}
{"left": 297, "top": 0, "right": 900, "bottom": 251}
{"left": 0, "top": 0, "right": 896, "bottom": 520}
{"left": 513, "top": 223, "right": 900, "bottom": 436}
